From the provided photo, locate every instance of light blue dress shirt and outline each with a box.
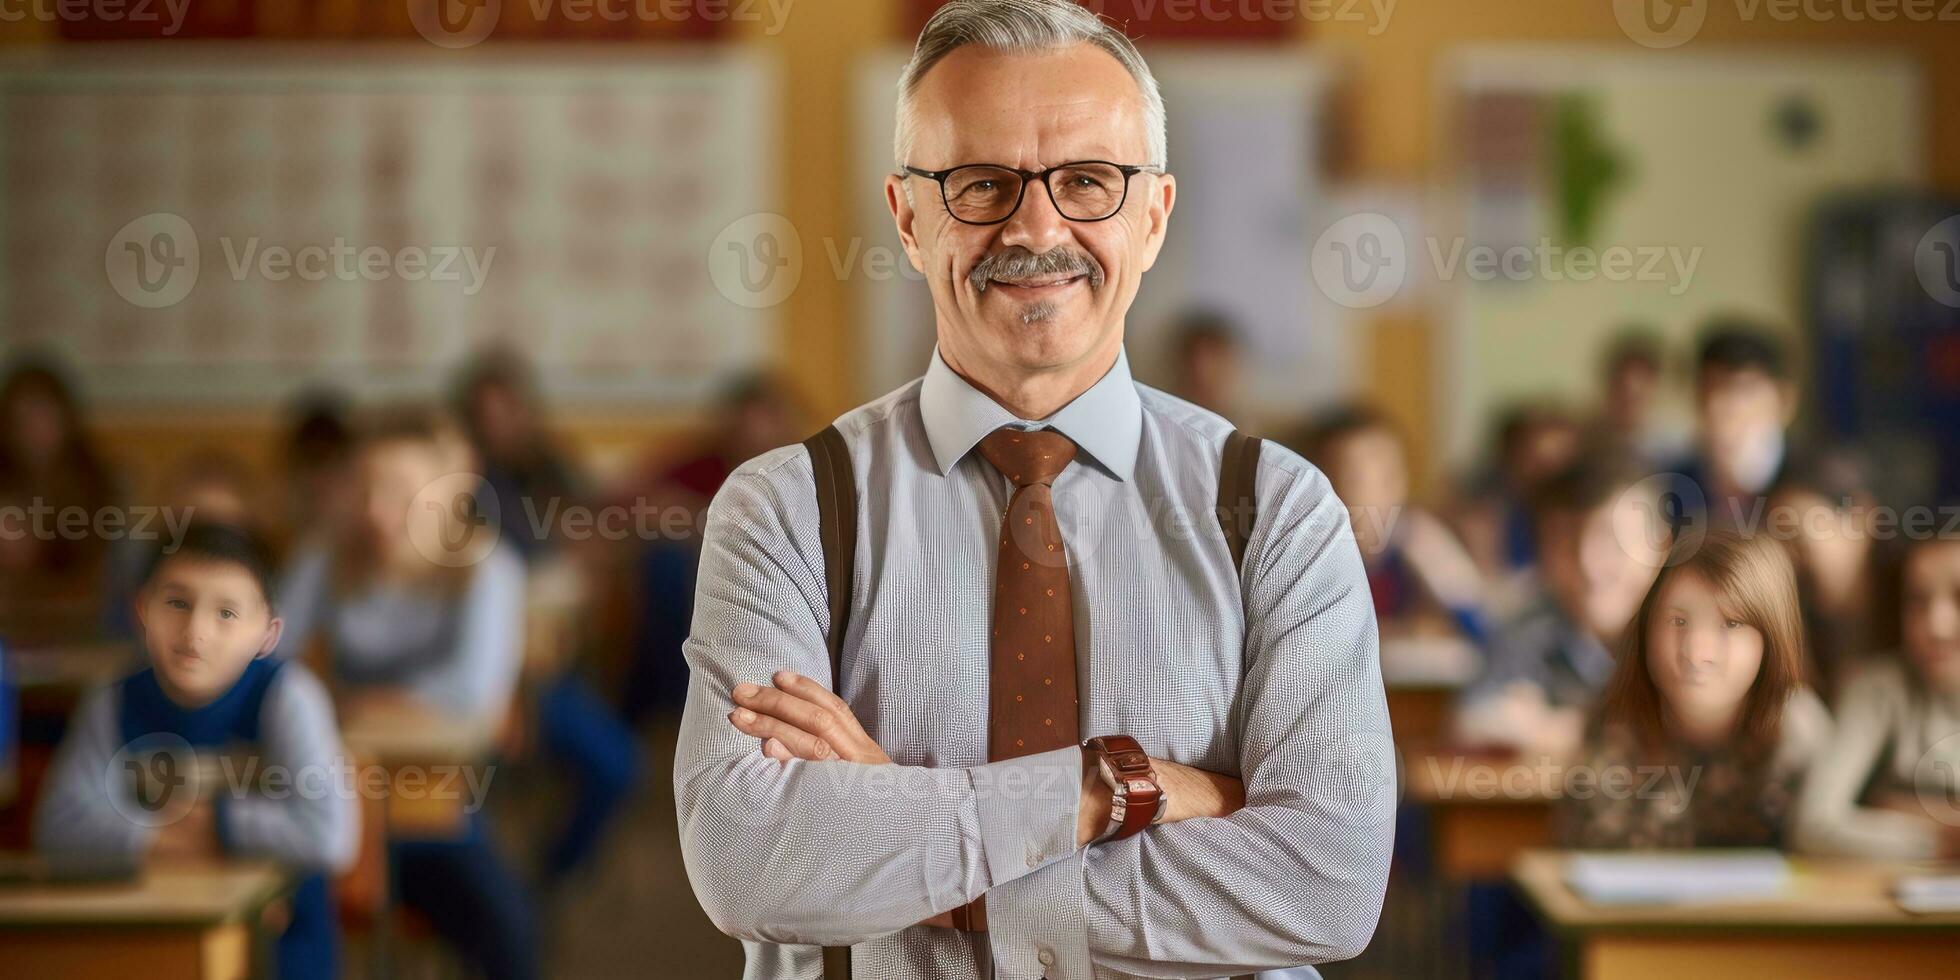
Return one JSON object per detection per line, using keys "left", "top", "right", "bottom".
{"left": 675, "top": 345, "right": 1393, "bottom": 980}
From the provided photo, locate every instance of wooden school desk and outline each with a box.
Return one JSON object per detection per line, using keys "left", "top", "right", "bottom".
{"left": 0, "top": 858, "right": 290, "bottom": 980}
{"left": 1404, "top": 748, "right": 1561, "bottom": 879}
{"left": 338, "top": 701, "right": 496, "bottom": 840}
{"left": 1511, "top": 849, "right": 1960, "bottom": 980}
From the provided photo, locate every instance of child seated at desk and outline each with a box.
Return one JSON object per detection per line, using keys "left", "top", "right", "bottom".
{"left": 1560, "top": 528, "right": 1831, "bottom": 848}
{"left": 273, "top": 407, "right": 538, "bottom": 980}
{"left": 34, "top": 523, "right": 357, "bottom": 980}
{"left": 1297, "top": 404, "right": 1489, "bottom": 646}
{"left": 1793, "top": 530, "right": 1960, "bottom": 860}
{"left": 1455, "top": 457, "right": 1666, "bottom": 757}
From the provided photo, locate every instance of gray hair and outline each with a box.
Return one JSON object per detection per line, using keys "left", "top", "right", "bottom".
{"left": 893, "top": 0, "right": 1167, "bottom": 172}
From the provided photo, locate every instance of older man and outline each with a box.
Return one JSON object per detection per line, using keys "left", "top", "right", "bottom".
{"left": 674, "top": 2, "right": 1393, "bottom": 978}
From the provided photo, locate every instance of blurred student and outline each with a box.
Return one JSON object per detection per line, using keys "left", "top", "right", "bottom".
{"left": 1450, "top": 401, "right": 1584, "bottom": 581}
{"left": 1670, "top": 320, "right": 1800, "bottom": 528}
{"left": 0, "top": 355, "right": 119, "bottom": 641}
{"left": 274, "top": 409, "right": 538, "bottom": 980}
{"left": 1591, "top": 328, "right": 1688, "bottom": 469}
{"left": 453, "top": 348, "right": 584, "bottom": 564}
{"left": 280, "top": 390, "right": 359, "bottom": 551}
{"left": 36, "top": 524, "right": 357, "bottom": 980}
{"left": 1166, "top": 308, "right": 1244, "bottom": 421}
{"left": 1560, "top": 529, "right": 1831, "bottom": 848}
{"left": 613, "top": 373, "right": 803, "bottom": 723}
{"left": 1792, "top": 529, "right": 1960, "bottom": 860}
{"left": 452, "top": 350, "right": 640, "bottom": 886}
{"left": 1767, "top": 450, "right": 1885, "bottom": 699}
{"left": 1297, "top": 405, "right": 1486, "bottom": 643}
{"left": 1455, "top": 457, "right": 1666, "bottom": 757}
{"left": 102, "top": 450, "right": 259, "bottom": 641}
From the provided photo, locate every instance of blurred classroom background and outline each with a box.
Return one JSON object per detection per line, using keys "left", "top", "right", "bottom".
{"left": 2, "top": 1, "right": 1959, "bottom": 978}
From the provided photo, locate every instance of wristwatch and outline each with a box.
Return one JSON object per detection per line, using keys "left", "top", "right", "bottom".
{"left": 1083, "top": 735, "right": 1167, "bottom": 844}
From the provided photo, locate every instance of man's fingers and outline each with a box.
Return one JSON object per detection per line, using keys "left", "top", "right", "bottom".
{"left": 733, "top": 681, "right": 836, "bottom": 739}
{"left": 762, "top": 737, "right": 794, "bottom": 762}
{"left": 728, "top": 707, "right": 836, "bottom": 761}
{"left": 773, "top": 670, "right": 852, "bottom": 716}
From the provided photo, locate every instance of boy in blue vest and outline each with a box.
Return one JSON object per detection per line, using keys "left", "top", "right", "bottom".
{"left": 35, "top": 523, "right": 358, "bottom": 980}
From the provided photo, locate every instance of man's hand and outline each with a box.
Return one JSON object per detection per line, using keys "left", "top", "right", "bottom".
{"left": 726, "top": 671, "right": 891, "bottom": 765}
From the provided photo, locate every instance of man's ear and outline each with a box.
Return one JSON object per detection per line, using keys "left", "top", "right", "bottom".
{"left": 256, "top": 616, "right": 285, "bottom": 659}
{"left": 887, "top": 173, "right": 927, "bottom": 276}
{"left": 1135, "top": 172, "right": 1176, "bottom": 274}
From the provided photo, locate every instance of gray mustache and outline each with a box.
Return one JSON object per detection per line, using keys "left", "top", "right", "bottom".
{"left": 969, "top": 247, "right": 1104, "bottom": 293}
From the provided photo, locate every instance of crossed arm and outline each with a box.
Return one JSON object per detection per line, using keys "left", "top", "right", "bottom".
{"left": 673, "top": 458, "right": 1394, "bottom": 977}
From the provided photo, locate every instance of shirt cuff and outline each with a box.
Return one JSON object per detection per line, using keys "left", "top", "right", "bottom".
{"left": 986, "top": 849, "right": 1090, "bottom": 980}
{"left": 972, "top": 744, "right": 1084, "bottom": 890}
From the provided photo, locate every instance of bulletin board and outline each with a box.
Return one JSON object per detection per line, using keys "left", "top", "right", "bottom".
{"left": 0, "top": 46, "right": 777, "bottom": 407}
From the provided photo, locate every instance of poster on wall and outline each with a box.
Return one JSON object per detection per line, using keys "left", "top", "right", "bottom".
{"left": 0, "top": 47, "right": 776, "bottom": 407}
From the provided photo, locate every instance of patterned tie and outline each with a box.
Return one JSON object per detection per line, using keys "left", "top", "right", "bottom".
{"left": 933, "top": 426, "right": 1081, "bottom": 937}
{"left": 976, "top": 426, "right": 1082, "bottom": 761}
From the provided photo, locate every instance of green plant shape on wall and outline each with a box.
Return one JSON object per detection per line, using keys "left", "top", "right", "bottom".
{"left": 1551, "top": 93, "right": 1628, "bottom": 248}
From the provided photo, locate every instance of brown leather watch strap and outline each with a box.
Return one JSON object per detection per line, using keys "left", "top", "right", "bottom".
{"left": 1085, "top": 735, "right": 1163, "bottom": 842}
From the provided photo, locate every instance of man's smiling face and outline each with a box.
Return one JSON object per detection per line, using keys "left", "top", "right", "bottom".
{"left": 887, "top": 43, "right": 1174, "bottom": 387}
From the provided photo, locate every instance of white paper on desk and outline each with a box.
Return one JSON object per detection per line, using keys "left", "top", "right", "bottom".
{"left": 1380, "top": 635, "right": 1481, "bottom": 686}
{"left": 1564, "top": 851, "right": 1790, "bottom": 906}
{"left": 1895, "top": 876, "right": 1960, "bottom": 914}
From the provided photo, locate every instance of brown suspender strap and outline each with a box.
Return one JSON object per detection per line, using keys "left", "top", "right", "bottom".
{"left": 804, "top": 424, "right": 857, "bottom": 980}
{"left": 1218, "top": 429, "right": 1260, "bottom": 980}
{"left": 1216, "top": 429, "right": 1262, "bottom": 575}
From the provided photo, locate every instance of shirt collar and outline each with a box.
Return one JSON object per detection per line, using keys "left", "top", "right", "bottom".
{"left": 919, "top": 343, "right": 1142, "bottom": 482}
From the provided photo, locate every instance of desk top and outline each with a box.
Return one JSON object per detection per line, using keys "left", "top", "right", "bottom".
{"left": 339, "top": 701, "right": 495, "bottom": 767}
{"left": 5, "top": 641, "right": 136, "bottom": 693}
{"left": 1512, "top": 849, "right": 1960, "bottom": 933}
{"left": 0, "top": 857, "right": 288, "bottom": 929}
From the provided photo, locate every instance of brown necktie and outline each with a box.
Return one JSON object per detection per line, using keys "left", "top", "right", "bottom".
{"left": 977, "top": 426, "right": 1082, "bottom": 761}
{"left": 939, "top": 426, "right": 1081, "bottom": 936}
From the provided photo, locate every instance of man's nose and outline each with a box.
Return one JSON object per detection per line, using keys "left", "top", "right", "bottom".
{"left": 998, "top": 178, "right": 1075, "bottom": 255}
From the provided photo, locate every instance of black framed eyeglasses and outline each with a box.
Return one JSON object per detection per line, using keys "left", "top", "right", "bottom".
{"left": 900, "top": 160, "right": 1163, "bottom": 225}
